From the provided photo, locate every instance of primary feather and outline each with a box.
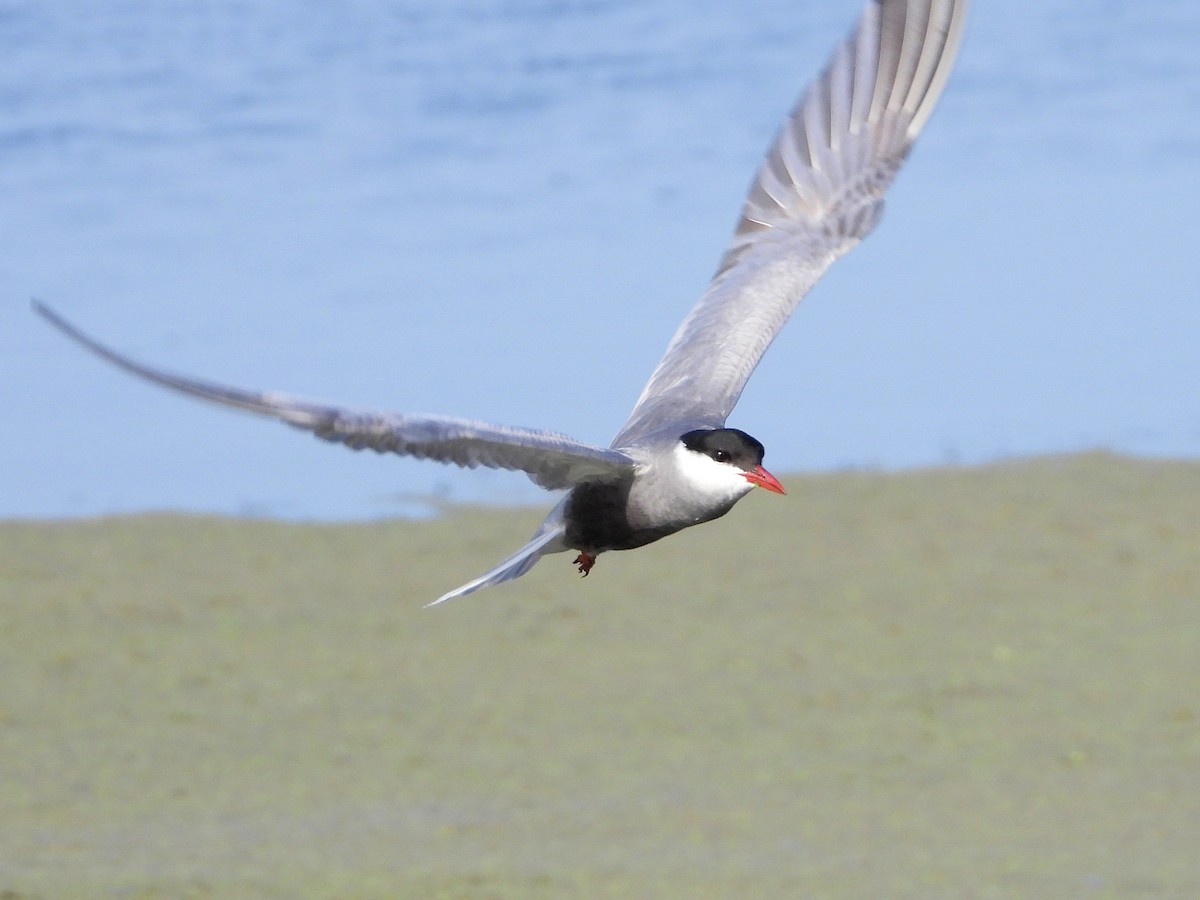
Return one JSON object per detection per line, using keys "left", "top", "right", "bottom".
{"left": 32, "top": 300, "right": 634, "bottom": 492}
{"left": 612, "top": 0, "right": 968, "bottom": 446}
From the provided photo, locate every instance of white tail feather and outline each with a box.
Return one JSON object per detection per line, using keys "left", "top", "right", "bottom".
{"left": 425, "top": 507, "right": 568, "bottom": 607}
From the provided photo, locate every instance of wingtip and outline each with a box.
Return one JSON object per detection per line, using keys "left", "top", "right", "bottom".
{"left": 30, "top": 297, "right": 55, "bottom": 322}
{"left": 31, "top": 298, "right": 87, "bottom": 345}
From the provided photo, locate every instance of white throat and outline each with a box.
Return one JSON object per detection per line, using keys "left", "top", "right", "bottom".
{"left": 671, "top": 442, "right": 756, "bottom": 506}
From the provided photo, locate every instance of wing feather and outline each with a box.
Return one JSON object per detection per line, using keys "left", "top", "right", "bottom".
{"left": 612, "top": 0, "right": 967, "bottom": 446}
{"left": 33, "top": 301, "right": 633, "bottom": 492}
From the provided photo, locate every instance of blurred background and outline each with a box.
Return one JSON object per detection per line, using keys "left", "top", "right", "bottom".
{"left": 4, "top": 0, "right": 1198, "bottom": 520}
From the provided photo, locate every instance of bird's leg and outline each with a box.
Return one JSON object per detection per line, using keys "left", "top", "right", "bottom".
{"left": 573, "top": 552, "right": 597, "bottom": 577}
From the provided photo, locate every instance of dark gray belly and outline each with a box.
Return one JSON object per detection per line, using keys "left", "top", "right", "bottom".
{"left": 563, "top": 479, "right": 733, "bottom": 553}
{"left": 564, "top": 480, "right": 636, "bottom": 552}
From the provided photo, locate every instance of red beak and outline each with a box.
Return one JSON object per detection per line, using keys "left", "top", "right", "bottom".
{"left": 743, "top": 464, "right": 786, "bottom": 495}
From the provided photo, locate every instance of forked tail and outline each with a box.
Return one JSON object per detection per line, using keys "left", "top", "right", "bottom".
{"left": 425, "top": 507, "right": 567, "bottom": 606}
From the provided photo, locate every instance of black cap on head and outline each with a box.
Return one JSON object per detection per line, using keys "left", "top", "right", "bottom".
{"left": 680, "top": 428, "right": 765, "bottom": 472}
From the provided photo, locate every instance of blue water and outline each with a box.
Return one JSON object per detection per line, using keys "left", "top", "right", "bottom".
{"left": 5, "top": 0, "right": 1199, "bottom": 519}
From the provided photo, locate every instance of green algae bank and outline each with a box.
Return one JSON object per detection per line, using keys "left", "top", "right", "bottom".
{"left": 2, "top": 453, "right": 1198, "bottom": 898}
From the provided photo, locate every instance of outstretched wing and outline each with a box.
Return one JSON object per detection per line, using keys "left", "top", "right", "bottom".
{"left": 613, "top": 0, "right": 968, "bottom": 446}
{"left": 34, "top": 301, "right": 634, "bottom": 491}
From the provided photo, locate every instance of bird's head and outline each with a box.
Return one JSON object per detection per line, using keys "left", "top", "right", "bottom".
{"left": 675, "top": 428, "right": 786, "bottom": 501}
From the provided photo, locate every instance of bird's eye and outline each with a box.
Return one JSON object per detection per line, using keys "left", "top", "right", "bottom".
{"left": 713, "top": 449, "right": 731, "bottom": 463}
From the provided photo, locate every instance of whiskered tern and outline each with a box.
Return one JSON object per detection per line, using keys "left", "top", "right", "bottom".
{"left": 35, "top": 0, "right": 969, "bottom": 605}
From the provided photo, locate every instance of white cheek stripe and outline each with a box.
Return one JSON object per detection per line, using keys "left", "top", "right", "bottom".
{"left": 672, "top": 443, "right": 755, "bottom": 503}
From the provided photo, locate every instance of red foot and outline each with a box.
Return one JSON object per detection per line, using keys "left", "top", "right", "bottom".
{"left": 574, "top": 552, "right": 597, "bottom": 577}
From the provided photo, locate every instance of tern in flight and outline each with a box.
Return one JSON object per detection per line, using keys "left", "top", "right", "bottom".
{"left": 36, "top": 0, "right": 968, "bottom": 605}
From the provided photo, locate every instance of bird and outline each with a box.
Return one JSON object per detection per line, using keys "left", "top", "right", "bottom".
{"left": 34, "top": 0, "right": 969, "bottom": 606}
